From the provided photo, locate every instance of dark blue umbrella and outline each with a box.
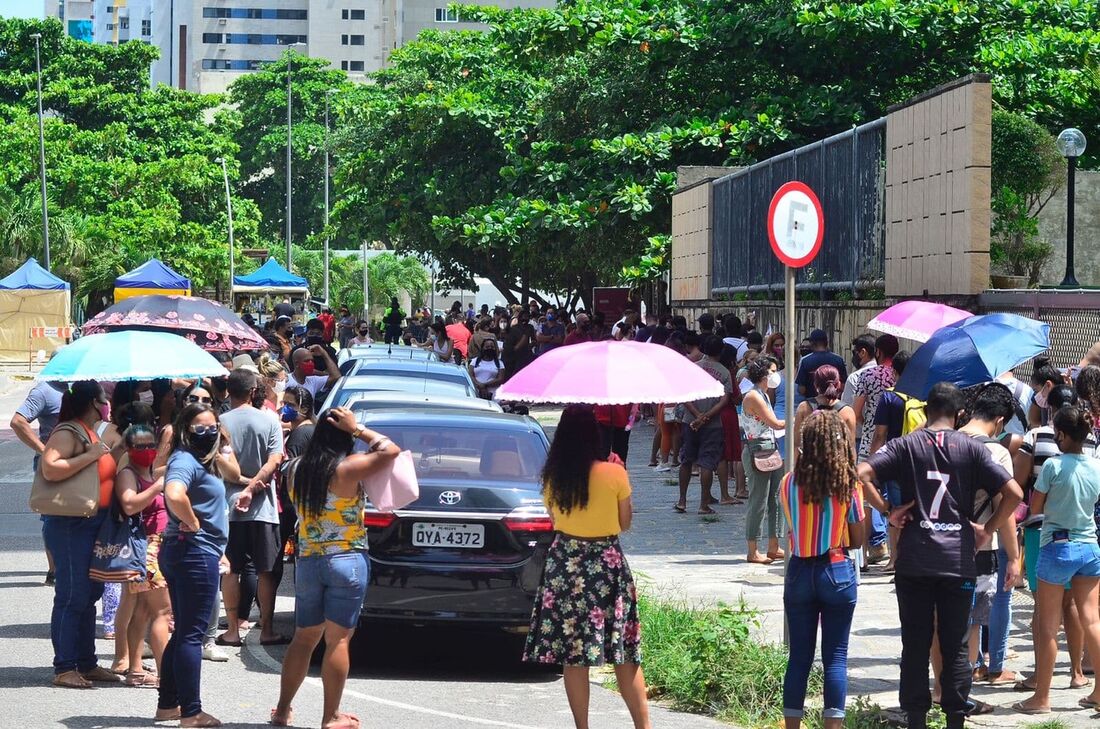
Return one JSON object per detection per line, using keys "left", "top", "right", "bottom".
{"left": 894, "top": 312, "right": 1050, "bottom": 399}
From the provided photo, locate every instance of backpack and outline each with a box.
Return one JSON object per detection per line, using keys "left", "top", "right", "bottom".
{"left": 895, "top": 390, "right": 927, "bottom": 435}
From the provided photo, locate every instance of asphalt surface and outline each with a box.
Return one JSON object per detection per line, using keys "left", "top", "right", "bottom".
{"left": 0, "top": 381, "right": 725, "bottom": 729}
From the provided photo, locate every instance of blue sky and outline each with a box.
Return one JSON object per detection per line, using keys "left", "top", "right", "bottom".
{"left": 0, "top": 1, "right": 44, "bottom": 19}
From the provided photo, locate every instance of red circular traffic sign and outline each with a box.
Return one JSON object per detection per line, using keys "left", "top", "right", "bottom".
{"left": 767, "top": 181, "right": 824, "bottom": 268}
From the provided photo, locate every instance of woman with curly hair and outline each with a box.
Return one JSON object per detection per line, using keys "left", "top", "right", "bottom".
{"left": 779, "top": 410, "right": 867, "bottom": 729}
{"left": 523, "top": 405, "right": 650, "bottom": 729}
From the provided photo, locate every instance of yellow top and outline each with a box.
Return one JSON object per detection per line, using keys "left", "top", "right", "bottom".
{"left": 546, "top": 461, "right": 632, "bottom": 537}
{"left": 297, "top": 490, "right": 368, "bottom": 557}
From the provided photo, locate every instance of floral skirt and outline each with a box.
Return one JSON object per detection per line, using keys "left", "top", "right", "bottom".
{"left": 523, "top": 534, "right": 642, "bottom": 667}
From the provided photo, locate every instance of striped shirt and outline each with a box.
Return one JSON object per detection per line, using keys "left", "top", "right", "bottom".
{"left": 780, "top": 472, "right": 865, "bottom": 558}
{"left": 1020, "top": 427, "right": 1098, "bottom": 484}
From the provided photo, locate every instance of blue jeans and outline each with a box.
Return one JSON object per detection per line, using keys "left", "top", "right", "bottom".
{"left": 42, "top": 510, "right": 107, "bottom": 674}
{"left": 783, "top": 555, "right": 858, "bottom": 719}
{"left": 295, "top": 551, "right": 370, "bottom": 629}
{"left": 983, "top": 546, "right": 1012, "bottom": 672}
{"left": 867, "top": 481, "right": 893, "bottom": 548}
{"left": 158, "top": 538, "right": 220, "bottom": 719}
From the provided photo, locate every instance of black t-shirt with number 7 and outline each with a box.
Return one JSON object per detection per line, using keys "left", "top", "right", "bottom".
{"left": 866, "top": 428, "right": 1011, "bottom": 580}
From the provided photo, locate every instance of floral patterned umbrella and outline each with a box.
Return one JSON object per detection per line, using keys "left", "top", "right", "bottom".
{"left": 82, "top": 294, "right": 268, "bottom": 351}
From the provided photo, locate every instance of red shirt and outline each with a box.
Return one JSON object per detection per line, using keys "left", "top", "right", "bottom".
{"left": 446, "top": 323, "right": 472, "bottom": 358}
{"left": 594, "top": 404, "right": 633, "bottom": 429}
{"left": 318, "top": 313, "right": 336, "bottom": 343}
{"left": 564, "top": 330, "right": 590, "bottom": 346}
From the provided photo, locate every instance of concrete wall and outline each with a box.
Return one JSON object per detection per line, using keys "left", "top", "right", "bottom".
{"left": 885, "top": 74, "right": 992, "bottom": 297}
{"left": 1037, "top": 170, "right": 1100, "bottom": 287}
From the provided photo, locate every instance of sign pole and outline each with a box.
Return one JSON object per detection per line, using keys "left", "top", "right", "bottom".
{"left": 784, "top": 265, "right": 795, "bottom": 468}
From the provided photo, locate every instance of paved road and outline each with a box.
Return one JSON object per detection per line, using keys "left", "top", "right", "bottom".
{"left": 0, "top": 382, "right": 725, "bottom": 729}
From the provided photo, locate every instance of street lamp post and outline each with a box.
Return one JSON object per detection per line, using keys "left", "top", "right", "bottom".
{"left": 30, "top": 33, "right": 50, "bottom": 271}
{"left": 285, "top": 42, "right": 306, "bottom": 271}
{"left": 323, "top": 89, "right": 335, "bottom": 306}
{"left": 1056, "top": 128, "right": 1087, "bottom": 288}
{"left": 216, "top": 157, "right": 235, "bottom": 302}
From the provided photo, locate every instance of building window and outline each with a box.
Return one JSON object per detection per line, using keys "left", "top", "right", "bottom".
{"left": 202, "top": 59, "right": 264, "bottom": 71}
{"left": 435, "top": 8, "right": 458, "bottom": 22}
{"left": 202, "top": 8, "right": 309, "bottom": 20}
{"left": 106, "top": 23, "right": 115, "bottom": 30}
{"left": 106, "top": 5, "right": 114, "bottom": 13}
{"left": 119, "top": 17, "right": 129, "bottom": 29}
{"left": 342, "top": 9, "right": 366, "bottom": 20}
{"left": 341, "top": 60, "right": 365, "bottom": 71}
{"left": 342, "top": 34, "right": 366, "bottom": 45}
{"left": 141, "top": 19, "right": 151, "bottom": 35}
{"left": 203, "top": 33, "right": 308, "bottom": 45}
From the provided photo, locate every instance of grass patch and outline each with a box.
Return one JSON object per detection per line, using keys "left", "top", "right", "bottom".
{"left": 701, "top": 514, "right": 722, "bottom": 524}
{"left": 637, "top": 594, "right": 814, "bottom": 726}
{"left": 1021, "top": 721, "right": 1070, "bottom": 729}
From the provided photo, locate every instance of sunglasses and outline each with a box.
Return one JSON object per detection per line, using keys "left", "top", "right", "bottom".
{"left": 190, "top": 424, "right": 220, "bottom": 436}
{"left": 129, "top": 443, "right": 158, "bottom": 451}
{"left": 187, "top": 395, "right": 213, "bottom": 404}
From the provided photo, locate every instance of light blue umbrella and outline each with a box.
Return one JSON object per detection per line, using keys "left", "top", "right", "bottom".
{"left": 36, "top": 330, "right": 227, "bottom": 383}
{"left": 895, "top": 312, "right": 1050, "bottom": 399}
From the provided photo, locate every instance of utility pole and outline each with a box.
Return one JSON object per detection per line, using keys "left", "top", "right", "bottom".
{"left": 284, "top": 43, "right": 305, "bottom": 269}
{"left": 31, "top": 33, "right": 50, "bottom": 271}
{"left": 323, "top": 89, "right": 334, "bottom": 305}
{"left": 217, "top": 157, "right": 235, "bottom": 303}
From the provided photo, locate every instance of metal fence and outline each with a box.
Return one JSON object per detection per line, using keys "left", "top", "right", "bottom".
{"left": 710, "top": 118, "right": 886, "bottom": 297}
{"left": 980, "top": 290, "right": 1100, "bottom": 370}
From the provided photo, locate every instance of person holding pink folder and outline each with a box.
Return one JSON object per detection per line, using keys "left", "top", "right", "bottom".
{"left": 271, "top": 407, "right": 401, "bottom": 729}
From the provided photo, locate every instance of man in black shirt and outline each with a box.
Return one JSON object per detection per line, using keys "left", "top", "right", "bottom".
{"left": 794, "top": 329, "right": 847, "bottom": 400}
{"left": 858, "top": 383, "right": 1022, "bottom": 729}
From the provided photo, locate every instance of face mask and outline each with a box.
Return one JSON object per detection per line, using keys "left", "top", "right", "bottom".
{"left": 767, "top": 372, "right": 782, "bottom": 389}
{"left": 274, "top": 379, "right": 287, "bottom": 394}
{"left": 96, "top": 400, "right": 110, "bottom": 423}
{"left": 1034, "top": 388, "right": 1049, "bottom": 409}
{"left": 851, "top": 354, "right": 862, "bottom": 369}
{"left": 280, "top": 404, "right": 299, "bottom": 423}
{"left": 138, "top": 390, "right": 154, "bottom": 405}
{"left": 358, "top": 329, "right": 369, "bottom": 337}
{"left": 189, "top": 432, "right": 219, "bottom": 454}
{"left": 299, "top": 361, "right": 316, "bottom": 377}
{"left": 128, "top": 448, "right": 157, "bottom": 469}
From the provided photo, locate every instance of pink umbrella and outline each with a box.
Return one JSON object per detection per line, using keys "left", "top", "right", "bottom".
{"left": 494, "top": 340, "right": 725, "bottom": 405}
{"left": 866, "top": 300, "right": 972, "bottom": 343}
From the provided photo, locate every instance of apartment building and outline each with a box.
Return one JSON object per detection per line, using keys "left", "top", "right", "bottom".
{"left": 45, "top": 0, "right": 555, "bottom": 94}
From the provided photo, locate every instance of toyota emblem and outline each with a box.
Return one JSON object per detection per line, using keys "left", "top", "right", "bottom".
{"left": 439, "top": 491, "right": 462, "bottom": 505}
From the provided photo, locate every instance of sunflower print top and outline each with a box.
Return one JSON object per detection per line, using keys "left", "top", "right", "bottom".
{"left": 297, "top": 488, "right": 368, "bottom": 557}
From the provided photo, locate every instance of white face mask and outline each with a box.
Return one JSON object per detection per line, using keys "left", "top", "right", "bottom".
{"left": 137, "top": 390, "right": 154, "bottom": 405}
{"left": 274, "top": 380, "right": 287, "bottom": 395}
{"left": 767, "top": 372, "right": 781, "bottom": 389}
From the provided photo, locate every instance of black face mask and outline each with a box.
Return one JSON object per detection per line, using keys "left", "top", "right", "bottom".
{"left": 189, "top": 432, "right": 219, "bottom": 454}
{"left": 358, "top": 329, "right": 369, "bottom": 336}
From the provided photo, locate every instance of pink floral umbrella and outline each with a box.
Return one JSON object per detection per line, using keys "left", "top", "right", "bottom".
{"left": 866, "top": 300, "right": 972, "bottom": 343}
{"left": 494, "top": 340, "right": 725, "bottom": 405}
{"left": 82, "top": 294, "right": 268, "bottom": 351}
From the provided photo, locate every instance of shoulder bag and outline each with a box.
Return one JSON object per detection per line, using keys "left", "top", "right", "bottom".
{"left": 29, "top": 421, "right": 101, "bottom": 517}
{"left": 362, "top": 450, "right": 421, "bottom": 512}
{"left": 89, "top": 499, "right": 147, "bottom": 583}
{"left": 751, "top": 435, "right": 784, "bottom": 473}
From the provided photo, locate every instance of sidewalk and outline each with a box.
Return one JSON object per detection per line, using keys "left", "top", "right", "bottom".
{"left": 618, "top": 420, "right": 1098, "bottom": 727}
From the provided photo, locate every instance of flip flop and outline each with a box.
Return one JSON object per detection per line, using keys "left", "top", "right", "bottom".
{"left": 746, "top": 555, "right": 774, "bottom": 565}
{"left": 260, "top": 634, "right": 292, "bottom": 646}
{"left": 125, "top": 671, "right": 159, "bottom": 688}
{"left": 52, "top": 670, "right": 92, "bottom": 689}
{"left": 81, "top": 666, "right": 123, "bottom": 683}
{"left": 1079, "top": 697, "right": 1100, "bottom": 709}
{"left": 697, "top": 507, "right": 717, "bottom": 515}
{"left": 214, "top": 635, "right": 243, "bottom": 647}
{"left": 1013, "top": 680, "right": 1036, "bottom": 692}
{"left": 1011, "top": 701, "right": 1050, "bottom": 715}
{"left": 323, "top": 713, "right": 361, "bottom": 729}
{"left": 269, "top": 707, "right": 293, "bottom": 726}
{"left": 966, "top": 699, "right": 995, "bottom": 715}
{"left": 1072, "top": 676, "right": 1092, "bottom": 689}
{"left": 673, "top": 504, "right": 686, "bottom": 513}
{"left": 767, "top": 551, "right": 786, "bottom": 561}
{"left": 719, "top": 499, "right": 743, "bottom": 505}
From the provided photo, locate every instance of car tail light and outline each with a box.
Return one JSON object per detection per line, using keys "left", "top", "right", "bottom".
{"left": 363, "top": 511, "right": 396, "bottom": 529}
{"left": 503, "top": 506, "right": 554, "bottom": 533}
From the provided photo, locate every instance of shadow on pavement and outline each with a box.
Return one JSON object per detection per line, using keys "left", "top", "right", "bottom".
{"left": 0, "top": 622, "right": 50, "bottom": 639}
{"left": 59, "top": 717, "right": 164, "bottom": 728}
{"left": 349, "top": 624, "right": 559, "bottom": 684}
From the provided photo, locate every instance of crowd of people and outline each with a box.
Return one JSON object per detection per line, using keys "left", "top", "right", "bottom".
{"left": 18, "top": 292, "right": 1100, "bottom": 729}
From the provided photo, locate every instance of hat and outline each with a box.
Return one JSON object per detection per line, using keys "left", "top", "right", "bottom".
{"left": 275, "top": 315, "right": 292, "bottom": 325}
{"left": 293, "top": 325, "right": 307, "bottom": 337}
{"left": 809, "top": 328, "right": 828, "bottom": 344}
{"left": 231, "top": 354, "right": 259, "bottom": 373}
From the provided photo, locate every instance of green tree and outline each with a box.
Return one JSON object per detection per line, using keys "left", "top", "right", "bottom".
{"left": 226, "top": 52, "right": 352, "bottom": 245}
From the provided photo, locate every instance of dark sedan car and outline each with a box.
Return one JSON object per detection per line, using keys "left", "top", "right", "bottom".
{"left": 356, "top": 408, "right": 553, "bottom": 627}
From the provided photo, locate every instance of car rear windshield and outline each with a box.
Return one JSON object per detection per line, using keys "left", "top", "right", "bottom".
{"left": 362, "top": 426, "right": 546, "bottom": 483}
{"left": 355, "top": 366, "right": 466, "bottom": 384}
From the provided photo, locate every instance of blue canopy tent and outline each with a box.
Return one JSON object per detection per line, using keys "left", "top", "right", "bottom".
{"left": 232, "top": 259, "right": 310, "bottom": 325}
{"left": 0, "top": 258, "right": 72, "bottom": 363}
{"left": 114, "top": 258, "right": 191, "bottom": 302}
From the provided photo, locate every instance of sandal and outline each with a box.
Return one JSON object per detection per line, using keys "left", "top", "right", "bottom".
{"left": 81, "top": 666, "right": 123, "bottom": 683}
{"left": 767, "top": 550, "right": 786, "bottom": 560}
{"left": 181, "top": 711, "right": 223, "bottom": 727}
{"left": 155, "top": 707, "right": 182, "bottom": 721}
{"left": 323, "top": 713, "right": 361, "bottom": 729}
{"left": 746, "top": 555, "right": 773, "bottom": 565}
{"left": 697, "top": 507, "right": 717, "bottom": 515}
{"left": 1011, "top": 701, "right": 1050, "bottom": 715}
{"left": 1013, "top": 679, "right": 1036, "bottom": 692}
{"left": 719, "top": 498, "right": 743, "bottom": 505}
{"left": 270, "top": 707, "right": 293, "bottom": 726}
{"left": 966, "top": 699, "right": 995, "bottom": 715}
{"left": 125, "top": 670, "right": 159, "bottom": 688}
{"left": 52, "top": 670, "right": 92, "bottom": 689}
{"left": 673, "top": 503, "right": 686, "bottom": 513}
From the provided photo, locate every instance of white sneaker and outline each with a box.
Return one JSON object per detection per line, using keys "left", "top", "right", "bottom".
{"left": 202, "top": 643, "right": 229, "bottom": 662}
{"left": 654, "top": 463, "right": 672, "bottom": 472}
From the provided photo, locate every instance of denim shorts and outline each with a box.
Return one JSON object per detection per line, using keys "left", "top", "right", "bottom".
{"left": 294, "top": 551, "right": 370, "bottom": 629}
{"left": 1036, "top": 540, "right": 1100, "bottom": 586}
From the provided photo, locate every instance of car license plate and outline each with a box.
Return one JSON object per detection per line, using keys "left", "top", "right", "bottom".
{"left": 412, "top": 522, "right": 484, "bottom": 549}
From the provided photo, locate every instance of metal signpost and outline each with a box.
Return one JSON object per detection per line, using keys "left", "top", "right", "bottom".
{"left": 767, "top": 181, "right": 824, "bottom": 642}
